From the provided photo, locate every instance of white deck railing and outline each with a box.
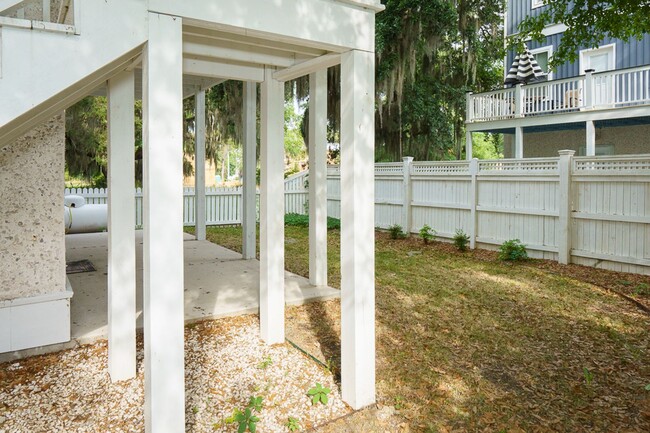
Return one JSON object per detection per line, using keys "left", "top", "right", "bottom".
{"left": 0, "top": 0, "right": 77, "bottom": 33}
{"left": 467, "top": 65, "right": 650, "bottom": 122}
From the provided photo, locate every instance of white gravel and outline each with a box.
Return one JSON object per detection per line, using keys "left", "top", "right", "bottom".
{"left": 0, "top": 315, "right": 349, "bottom": 432}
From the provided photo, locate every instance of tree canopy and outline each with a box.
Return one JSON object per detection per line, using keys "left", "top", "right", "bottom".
{"left": 513, "top": 0, "right": 650, "bottom": 69}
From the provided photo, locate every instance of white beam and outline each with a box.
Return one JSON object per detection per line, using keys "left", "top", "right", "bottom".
{"left": 143, "top": 13, "right": 185, "bottom": 433}
{"left": 107, "top": 69, "right": 136, "bottom": 382}
{"left": 308, "top": 69, "right": 328, "bottom": 287}
{"left": 586, "top": 120, "right": 596, "bottom": 156}
{"left": 183, "top": 35, "right": 302, "bottom": 68}
{"left": 195, "top": 90, "right": 206, "bottom": 241}
{"left": 259, "top": 66, "right": 285, "bottom": 344}
{"left": 242, "top": 81, "right": 257, "bottom": 259}
{"left": 340, "top": 49, "right": 376, "bottom": 410}
{"left": 274, "top": 53, "right": 341, "bottom": 83}
{"left": 183, "top": 57, "right": 264, "bottom": 82}
{"left": 465, "top": 130, "right": 473, "bottom": 160}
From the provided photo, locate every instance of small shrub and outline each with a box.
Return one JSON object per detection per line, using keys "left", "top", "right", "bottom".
{"left": 234, "top": 408, "right": 259, "bottom": 433}
{"left": 583, "top": 367, "right": 594, "bottom": 386}
{"left": 419, "top": 224, "right": 436, "bottom": 244}
{"left": 645, "top": 384, "right": 650, "bottom": 391}
{"left": 388, "top": 224, "right": 407, "bottom": 240}
{"left": 257, "top": 356, "right": 273, "bottom": 369}
{"left": 286, "top": 416, "right": 301, "bottom": 431}
{"left": 453, "top": 229, "right": 470, "bottom": 251}
{"left": 498, "top": 239, "right": 528, "bottom": 261}
{"left": 633, "top": 283, "right": 650, "bottom": 296}
{"left": 307, "top": 383, "right": 331, "bottom": 405}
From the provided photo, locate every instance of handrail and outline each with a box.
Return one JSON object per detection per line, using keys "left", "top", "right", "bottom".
{"left": 467, "top": 63, "right": 650, "bottom": 122}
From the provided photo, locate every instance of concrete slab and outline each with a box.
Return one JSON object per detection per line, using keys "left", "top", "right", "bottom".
{"left": 65, "top": 231, "right": 339, "bottom": 343}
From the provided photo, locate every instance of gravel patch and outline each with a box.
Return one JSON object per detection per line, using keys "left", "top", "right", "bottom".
{"left": 0, "top": 314, "right": 349, "bottom": 432}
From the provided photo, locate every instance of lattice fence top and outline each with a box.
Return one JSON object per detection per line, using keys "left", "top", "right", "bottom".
{"left": 375, "top": 163, "right": 404, "bottom": 175}
{"left": 411, "top": 161, "right": 470, "bottom": 175}
{"left": 573, "top": 156, "right": 650, "bottom": 174}
{"left": 478, "top": 158, "right": 559, "bottom": 174}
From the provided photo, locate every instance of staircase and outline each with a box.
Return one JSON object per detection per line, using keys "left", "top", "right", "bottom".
{"left": 0, "top": 0, "right": 148, "bottom": 145}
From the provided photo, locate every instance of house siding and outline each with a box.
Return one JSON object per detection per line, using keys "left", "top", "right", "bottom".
{"left": 0, "top": 115, "right": 66, "bottom": 301}
{"left": 507, "top": 1, "right": 650, "bottom": 79}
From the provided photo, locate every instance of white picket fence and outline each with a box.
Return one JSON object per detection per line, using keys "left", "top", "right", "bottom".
{"left": 66, "top": 154, "right": 650, "bottom": 274}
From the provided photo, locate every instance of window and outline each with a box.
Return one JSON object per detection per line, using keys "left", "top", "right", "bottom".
{"left": 532, "top": 0, "right": 545, "bottom": 8}
{"left": 530, "top": 46, "right": 553, "bottom": 80}
{"left": 579, "top": 44, "right": 616, "bottom": 74}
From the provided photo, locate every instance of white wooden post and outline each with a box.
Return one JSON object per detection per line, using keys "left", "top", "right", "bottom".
{"left": 340, "top": 49, "right": 376, "bottom": 410}
{"left": 402, "top": 156, "right": 413, "bottom": 234}
{"left": 195, "top": 90, "right": 206, "bottom": 241}
{"left": 308, "top": 69, "right": 328, "bottom": 286}
{"left": 242, "top": 81, "right": 257, "bottom": 259}
{"left": 515, "top": 83, "right": 524, "bottom": 117}
{"left": 42, "top": 0, "right": 50, "bottom": 22}
{"left": 465, "top": 131, "right": 473, "bottom": 160}
{"left": 585, "top": 120, "right": 596, "bottom": 156}
{"left": 142, "top": 13, "right": 185, "bottom": 433}
{"left": 515, "top": 126, "right": 524, "bottom": 159}
{"left": 107, "top": 69, "right": 136, "bottom": 382}
{"left": 558, "top": 150, "right": 575, "bottom": 265}
{"left": 584, "top": 69, "right": 594, "bottom": 109}
{"left": 465, "top": 91, "right": 473, "bottom": 123}
{"left": 260, "top": 67, "right": 285, "bottom": 344}
{"left": 469, "top": 158, "right": 479, "bottom": 250}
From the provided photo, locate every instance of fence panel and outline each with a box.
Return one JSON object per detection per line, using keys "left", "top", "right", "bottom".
{"left": 571, "top": 155, "right": 650, "bottom": 273}
{"left": 64, "top": 155, "right": 650, "bottom": 274}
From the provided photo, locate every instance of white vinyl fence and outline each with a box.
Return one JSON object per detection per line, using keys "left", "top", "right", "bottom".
{"left": 66, "top": 154, "right": 650, "bottom": 274}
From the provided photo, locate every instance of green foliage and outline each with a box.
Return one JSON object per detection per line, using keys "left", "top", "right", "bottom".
{"left": 498, "top": 239, "right": 528, "bottom": 261}
{"left": 286, "top": 417, "right": 301, "bottom": 432}
{"left": 419, "top": 224, "right": 436, "bottom": 244}
{"left": 307, "top": 383, "right": 331, "bottom": 405}
{"left": 284, "top": 213, "right": 341, "bottom": 230}
{"left": 512, "top": 1, "right": 650, "bottom": 69}
{"left": 247, "top": 396, "right": 263, "bottom": 413}
{"left": 453, "top": 229, "right": 470, "bottom": 251}
{"left": 633, "top": 283, "right": 650, "bottom": 296}
{"left": 257, "top": 356, "right": 273, "bottom": 369}
{"left": 583, "top": 367, "right": 594, "bottom": 386}
{"left": 234, "top": 408, "right": 259, "bottom": 433}
{"left": 645, "top": 384, "right": 650, "bottom": 391}
{"left": 470, "top": 133, "right": 504, "bottom": 160}
{"left": 388, "top": 224, "right": 408, "bottom": 240}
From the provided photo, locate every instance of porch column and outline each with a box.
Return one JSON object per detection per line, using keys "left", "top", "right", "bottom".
{"left": 142, "top": 13, "right": 185, "bottom": 433}
{"left": 514, "top": 126, "right": 523, "bottom": 159}
{"left": 465, "top": 130, "right": 473, "bottom": 160}
{"left": 107, "top": 69, "right": 136, "bottom": 382}
{"left": 242, "top": 81, "right": 257, "bottom": 259}
{"left": 340, "top": 49, "right": 376, "bottom": 410}
{"left": 195, "top": 90, "right": 207, "bottom": 241}
{"left": 586, "top": 120, "right": 596, "bottom": 156}
{"left": 308, "top": 69, "right": 328, "bottom": 286}
{"left": 259, "top": 67, "right": 285, "bottom": 344}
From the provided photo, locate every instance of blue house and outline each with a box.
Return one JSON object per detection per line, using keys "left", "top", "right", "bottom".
{"left": 465, "top": 0, "right": 650, "bottom": 158}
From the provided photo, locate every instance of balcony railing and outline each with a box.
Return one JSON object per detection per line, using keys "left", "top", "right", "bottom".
{"left": 0, "top": 0, "right": 77, "bottom": 33}
{"left": 467, "top": 64, "right": 650, "bottom": 123}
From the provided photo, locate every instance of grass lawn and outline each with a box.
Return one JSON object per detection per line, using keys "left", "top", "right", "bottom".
{"left": 199, "top": 225, "right": 650, "bottom": 432}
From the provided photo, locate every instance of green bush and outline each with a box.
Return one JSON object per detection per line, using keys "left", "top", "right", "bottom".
{"left": 419, "top": 224, "right": 436, "bottom": 244}
{"left": 388, "top": 224, "right": 407, "bottom": 239}
{"left": 498, "top": 239, "right": 528, "bottom": 261}
{"left": 284, "top": 213, "right": 341, "bottom": 230}
{"left": 453, "top": 229, "right": 470, "bottom": 251}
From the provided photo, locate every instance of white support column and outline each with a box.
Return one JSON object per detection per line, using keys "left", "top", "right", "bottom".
{"left": 242, "top": 81, "right": 257, "bottom": 259}
{"left": 402, "top": 156, "right": 413, "bottom": 234}
{"left": 586, "top": 120, "right": 596, "bottom": 156}
{"left": 469, "top": 158, "right": 479, "bottom": 250}
{"left": 465, "top": 131, "right": 473, "bottom": 160}
{"left": 259, "top": 67, "right": 285, "bottom": 344}
{"left": 308, "top": 70, "right": 328, "bottom": 287}
{"left": 195, "top": 90, "right": 207, "bottom": 241}
{"left": 142, "top": 13, "right": 185, "bottom": 433}
{"left": 558, "top": 150, "right": 575, "bottom": 265}
{"left": 340, "top": 49, "right": 376, "bottom": 410}
{"left": 515, "top": 126, "right": 524, "bottom": 159}
{"left": 107, "top": 70, "right": 136, "bottom": 382}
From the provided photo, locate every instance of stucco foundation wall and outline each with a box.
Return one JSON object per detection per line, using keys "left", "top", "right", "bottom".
{"left": 503, "top": 124, "right": 650, "bottom": 158}
{"left": 0, "top": 115, "right": 65, "bottom": 301}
